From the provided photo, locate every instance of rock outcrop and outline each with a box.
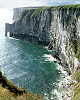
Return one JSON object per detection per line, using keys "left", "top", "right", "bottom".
{"left": 5, "top": 5, "right": 80, "bottom": 74}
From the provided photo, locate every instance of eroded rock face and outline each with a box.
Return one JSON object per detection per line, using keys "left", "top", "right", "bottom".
{"left": 5, "top": 7, "right": 80, "bottom": 74}
{"left": 6, "top": 9, "right": 51, "bottom": 45}
{"left": 49, "top": 9, "right": 80, "bottom": 74}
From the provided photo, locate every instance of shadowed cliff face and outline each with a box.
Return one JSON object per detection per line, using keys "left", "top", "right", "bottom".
{"left": 5, "top": 8, "right": 51, "bottom": 45}
{"left": 5, "top": 5, "right": 80, "bottom": 74}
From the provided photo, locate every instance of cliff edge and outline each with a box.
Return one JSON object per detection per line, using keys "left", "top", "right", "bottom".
{"left": 0, "top": 71, "right": 45, "bottom": 100}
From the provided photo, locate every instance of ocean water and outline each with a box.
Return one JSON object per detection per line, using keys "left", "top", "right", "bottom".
{"left": 0, "top": 9, "right": 63, "bottom": 100}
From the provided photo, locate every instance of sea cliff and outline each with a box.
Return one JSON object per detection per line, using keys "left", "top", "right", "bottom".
{"left": 5, "top": 5, "right": 80, "bottom": 100}
{"left": 5, "top": 5, "right": 80, "bottom": 74}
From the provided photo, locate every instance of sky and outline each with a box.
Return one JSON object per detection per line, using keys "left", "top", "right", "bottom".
{"left": 0, "top": 0, "right": 80, "bottom": 9}
{"left": 0, "top": 9, "right": 13, "bottom": 32}
{"left": 0, "top": 0, "right": 80, "bottom": 31}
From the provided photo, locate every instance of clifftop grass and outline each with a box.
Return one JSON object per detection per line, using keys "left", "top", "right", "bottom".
{"left": 0, "top": 71, "right": 46, "bottom": 100}
{"left": 0, "top": 71, "right": 26, "bottom": 95}
{"left": 0, "top": 84, "right": 45, "bottom": 100}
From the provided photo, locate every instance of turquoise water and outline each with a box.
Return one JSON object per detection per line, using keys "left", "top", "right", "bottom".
{"left": 0, "top": 9, "right": 62, "bottom": 100}
{"left": 0, "top": 34, "right": 61, "bottom": 98}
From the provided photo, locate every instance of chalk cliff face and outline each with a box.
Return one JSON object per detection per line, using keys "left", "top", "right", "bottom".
{"left": 5, "top": 6, "right": 80, "bottom": 74}
{"left": 49, "top": 9, "right": 80, "bottom": 74}
{"left": 13, "top": 7, "right": 39, "bottom": 21}
{"left": 5, "top": 8, "right": 51, "bottom": 45}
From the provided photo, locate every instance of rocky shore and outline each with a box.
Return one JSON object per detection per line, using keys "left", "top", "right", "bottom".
{"left": 61, "top": 76, "right": 74, "bottom": 100}
{"left": 43, "top": 53, "right": 73, "bottom": 100}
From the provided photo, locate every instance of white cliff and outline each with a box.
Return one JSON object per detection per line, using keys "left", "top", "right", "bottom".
{"left": 5, "top": 6, "right": 80, "bottom": 75}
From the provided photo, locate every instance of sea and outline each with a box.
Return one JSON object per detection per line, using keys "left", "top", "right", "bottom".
{"left": 0, "top": 8, "right": 66, "bottom": 100}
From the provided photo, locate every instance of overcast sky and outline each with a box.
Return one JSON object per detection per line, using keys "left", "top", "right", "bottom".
{"left": 0, "top": 0, "right": 80, "bottom": 9}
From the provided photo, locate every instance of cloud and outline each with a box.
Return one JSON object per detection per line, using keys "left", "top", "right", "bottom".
{"left": 0, "top": 0, "right": 48, "bottom": 8}
{"left": 0, "top": 0, "right": 80, "bottom": 9}
{"left": 38, "top": 0, "right": 80, "bottom": 5}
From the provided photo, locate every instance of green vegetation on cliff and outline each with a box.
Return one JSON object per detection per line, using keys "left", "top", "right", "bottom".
{"left": 30, "top": 6, "right": 56, "bottom": 18}
{"left": 72, "top": 70, "right": 80, "bottom": 82}
{"left": 20, "top": 7, "right": 54, "bottom": 20}
{"left": 0, "top": 71, "right": 26, "bottom": 95}
{"left": 20, "top": 10, "right": 28, "bottom": 20}
{"left": 20, "top": 9, "right": 36, "bottom": 20}
{"left": 56, "top": 4, "right": 80, "bottom": 10}
{"left": 72, "top": 70, "right": 80, "bottom": 100}
{"left": 0, "top": 71, "right": 46, "bottom": 100}
{"left": 20, "top": 4, "right": 80, "bottom": 20}
{"left": 76, "top": 50, "right": 80, "bottom": 62}
{"left": 0, "top": 85, "right": 45, "bottom": 100}
{"left": 71, "top": 37, "right": 80, "bottom": 62}
{"left": 31, "top": 7, "right": 44, "bottom": 19}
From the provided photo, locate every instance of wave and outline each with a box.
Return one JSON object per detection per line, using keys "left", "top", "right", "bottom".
{"left": 43, "top": 53, "right": 68, "bottom": 100}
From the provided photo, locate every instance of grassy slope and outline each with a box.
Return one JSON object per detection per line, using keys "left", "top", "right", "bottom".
{"left": 72, "top": 70, "right": 80, "bottom": 100}
{"left": 0, "top": 85, "right": 45, "bottom": 100}
{"left": 0, "top": 71, "right": 46, "bottom": 100}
